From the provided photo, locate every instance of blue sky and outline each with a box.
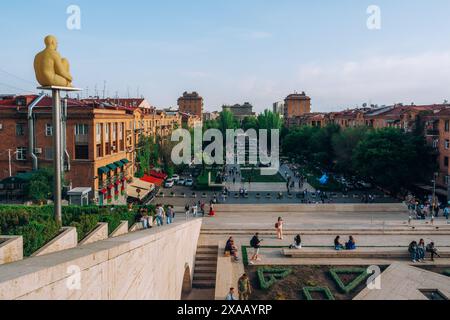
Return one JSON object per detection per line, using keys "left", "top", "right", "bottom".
{"left": 1, "top": 0, "right": 450, "bottom": 112}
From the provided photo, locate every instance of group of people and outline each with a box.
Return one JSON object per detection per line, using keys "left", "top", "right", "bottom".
{"left": 408, "top": 240, "right": 441, "bottom": 263}
{"left": 135, "top": 204, "right": 176, "bottom": 229}
{"left": 406, "top": 194, "right": 450, "bottom": 220}
{"left": 184, "top": 201, "right": 216, "bottom": 218}
{"left": 226, "top": 273, "right": 252, "bottom": 301}
{"left": 334, "top": 236, "right": 357, "bottom": 250}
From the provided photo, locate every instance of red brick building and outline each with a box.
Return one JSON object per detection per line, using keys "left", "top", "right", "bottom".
{"left": 177, "top": 92, "right": 204, "bottom": 118}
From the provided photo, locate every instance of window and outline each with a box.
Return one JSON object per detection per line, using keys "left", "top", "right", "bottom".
{"left": 44, "top": 147, "right": 53, "bottom": 160}
{"left": 96, "top": 124, "right": 102, "bottom": 143}
{"left": 16, "top": 147, "right": 27, "bottom": 161}
{"left": 445, "top": 120, "right": 450, "bottom": 132}
{"left": 445, "top": 157, "right": 449, "bottom": 167}
{"left": 105, "top": 124, "right": 110, "bottom": 142}
{"left": 75, "top": 124, "right": 88, "bottom": 135}
{"left": 16, "top": 124, "right": 25, "bottom": 136}
{"left": 75, "top": 145, "right": 89, "bottom": 160}
{"left": 446, "top": 140, "right": 450, "bottom": 150}
{"left": 45, "top": 124, "right": 53, "bottom": 136}
{"left": 445, "top": 176, "right": 450, "bottom": 186}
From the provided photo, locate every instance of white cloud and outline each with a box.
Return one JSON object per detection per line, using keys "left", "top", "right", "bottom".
{"left": 295, "top": 51, "right": 450, "bottom": 111}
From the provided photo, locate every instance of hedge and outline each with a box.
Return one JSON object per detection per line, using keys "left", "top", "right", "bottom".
{"left": 329, "top": 267, "right": 370, "bottom": 294}
{"left": 443, "top": 270, "right": 450, "bottom": 277}
{"left": 256, "top": 267, "right": 292, "bottom": 290}
{"left": 0, "top": 205, "right": 155, "bottom": 256}
{"left": 302, "top": 287, "right": 335, "bottom": 300}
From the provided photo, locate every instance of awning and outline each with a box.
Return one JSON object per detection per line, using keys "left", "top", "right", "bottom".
{"left": 107, "top": 163, "right": 118, "bottom": 171}
{"left": 115, "top": 161, "right": 125, "bottom": 168}
{"left": 98, "top": 167, "right": 110, "bottom": 175}
{"left": 121, "top": 158, "right": 130, "bottom": 164}
{"left": 126, "top": 179, "right": 155, "bottom": 200}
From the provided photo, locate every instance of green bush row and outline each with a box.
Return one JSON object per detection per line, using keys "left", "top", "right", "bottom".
{"left": 0, "top": 205, "right": 155, "bottom": 256}
{"left": 329, "top": 267, "right": 369, "bottom": 294}
{"left": 302, "top": 287, "right": 335, "bottom": 300}
{"left": 256, "top": 267, "right": 292, "bottom": 290}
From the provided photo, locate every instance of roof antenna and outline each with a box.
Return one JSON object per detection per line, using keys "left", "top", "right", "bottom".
{"left": 103, "top": 80, "right": 107, "bottom": 99}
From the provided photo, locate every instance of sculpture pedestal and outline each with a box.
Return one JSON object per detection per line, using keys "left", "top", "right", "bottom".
{"left": 37, "top": 86, "right": 81, "bottom": 224}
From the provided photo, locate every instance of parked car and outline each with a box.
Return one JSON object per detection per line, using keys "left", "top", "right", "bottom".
{"left": 172, "top": 174, "right": 180, "bottom": 183}
{"left": 164, "top": 179, "right": 175, "bottom": 188}
{"left": 185, "top": 178, "right": 194, "bottom": 187}
{"left": 177, "top": 178, "right": 186, "bottom": 186}
{"left": 357, "top": 181, "right": 372, "bottom": 189}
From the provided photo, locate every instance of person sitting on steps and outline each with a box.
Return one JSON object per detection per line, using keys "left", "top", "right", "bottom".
{"left": 289, "top": 234, "right": 302, "bottom": 249}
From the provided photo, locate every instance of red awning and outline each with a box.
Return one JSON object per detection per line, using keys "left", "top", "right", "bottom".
{"left": 141, "top": 175, "right": 164, "bottom": 186}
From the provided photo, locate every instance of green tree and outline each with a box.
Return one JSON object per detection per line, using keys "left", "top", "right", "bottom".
{"left": 352, "top": 128, "right": 434, "bottom": 195}
{"left": 242, "top": 116, "right": 259, "bottom": 131}
{"left": 332, "top": 126, "right": 368, "bottom": 175}
{"left": 27, "top": 168, "right": 53, "bottom": 203}
{"left": 257, "top": 110, "right": 283, "bottom": 131}
{"left": 218, "top": 110, "right": 238, "bottom": 134}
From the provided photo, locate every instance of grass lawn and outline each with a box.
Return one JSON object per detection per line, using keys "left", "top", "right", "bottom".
{"left": 241, "top": 169, "right": 286, "bottom": 183}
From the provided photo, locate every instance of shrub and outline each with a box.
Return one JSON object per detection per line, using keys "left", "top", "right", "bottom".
{"left": 329, "top": 267, "right": 370, "bottom": 294}
{"left": 0, "top": 205, "right": 154, "bottom": 256}
{"left": 257, "top": 267, "right": 292, "bottom": 290}
{"left": 302, "top": 287, "right": 335, "bottom": 300}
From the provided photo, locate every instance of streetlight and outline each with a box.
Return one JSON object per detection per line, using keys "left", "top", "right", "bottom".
{"left": 432, "top": 172, "right": 439, "bottom": 207}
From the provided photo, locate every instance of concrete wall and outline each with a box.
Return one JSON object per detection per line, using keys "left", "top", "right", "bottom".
{"left": 32, "top": 227, "right": 78, "bottom": 257}
{"left": 0, "top": 236, "right": 23, "bottom": 265}
{"left": 0, "top": 219, "right": 202, "bottom": 300}
{"left": 79, "top": 223, "right": 108, "bottom": 246}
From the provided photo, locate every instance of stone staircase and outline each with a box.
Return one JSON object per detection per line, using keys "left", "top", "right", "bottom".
{"left": 192, "top": 245, "right": 218, "bottom": 289}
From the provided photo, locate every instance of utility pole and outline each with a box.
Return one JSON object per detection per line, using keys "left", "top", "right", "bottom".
{"left": 8, "top": 149, "right": 12, "bottom": 177}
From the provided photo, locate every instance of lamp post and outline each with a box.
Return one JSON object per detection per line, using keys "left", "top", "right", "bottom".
{"left": 432, "top": 172, "right": 439, "bottom": 207}
{"left": 37, "top": 86, "right": 81, "bottom": 224}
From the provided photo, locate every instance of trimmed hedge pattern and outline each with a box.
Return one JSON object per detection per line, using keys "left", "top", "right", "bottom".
{"left": 443, "top": 270, "right": 450, "bottom": 277}
{"left": 329, "top": 267, "right": 369, "bottom": 294}
{"left": 302, "top": 287, "right": 335, "bottom": 300}
{"left": 257, "top": 267, "right": 292, "bottom": 290}
{"left": 0, "top": 205, "right": 154, "bottom": 256}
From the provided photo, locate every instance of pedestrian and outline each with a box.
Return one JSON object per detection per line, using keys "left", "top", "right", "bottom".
{"left": 166, "top": 205, "right": 174, "bottom": 224}
{"left": 185, "top": 203, "right": 190, "bottom": 220}
{"left": 238, "top": 274, "right": 252, "bottom": 300}
{"left": 275, "top": 217, "right": 284, "bottom": 240}
{"left": 225, "top": 288, "right": 237, "bottom": 301}
{"left": 426, "top": 242, "right": 441, "bottom": 261}
{"left": 334, "top": 236, "right": 345, "bottom": 251}
{"left": 249, "top": 233, "right": 262, "bottom": 264}
{"left": 408, "top": 241, "right": 418, "bottom": 263}
{"left": 417, "top": 239, "right": 426, "bottom": 262}
{"left": 192, "top": 202, "right": 198, "bottom": 217}
{"left": 156, "top": 204, "right": 165, "bottom": 226}
{"left": 444, "top": 205, "right": 450, "bottom": 220}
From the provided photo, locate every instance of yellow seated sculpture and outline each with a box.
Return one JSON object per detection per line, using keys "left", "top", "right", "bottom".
{"left": 34, "top": 35, "right": 73, "bottom": 87}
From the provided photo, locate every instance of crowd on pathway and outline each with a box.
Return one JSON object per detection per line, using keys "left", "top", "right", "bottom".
{"left": 405, "top": 194, "right": 450, "bottom": 221}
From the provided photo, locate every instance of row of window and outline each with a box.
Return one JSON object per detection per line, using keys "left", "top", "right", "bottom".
{"left": 15, "top": 123, "right": 88, "bottom": 137}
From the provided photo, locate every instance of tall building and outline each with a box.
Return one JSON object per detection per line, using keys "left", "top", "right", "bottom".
{"left": 284, "top": 92, "right": 311, "bottom": 120}
{"left": 222, "top": 102, "right": 256, "bottom": 123}
{"left": 0, "top": 95, "right": 182, "bottom": 205}
{"left": 273, "top": 101, "right": 285, "bottom": 116}
{"left": 177, "top": 92, "right": 204, "bottom": 118}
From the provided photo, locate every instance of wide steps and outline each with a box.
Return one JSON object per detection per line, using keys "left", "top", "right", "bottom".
{"left": 283, "top": 248, "right": 450, "bottom": 259}
{"left": 192, "top": 280, "right": 216, "bottom": 289}
{"left": 193, "top": 274, "right": 217, "bottom": 281}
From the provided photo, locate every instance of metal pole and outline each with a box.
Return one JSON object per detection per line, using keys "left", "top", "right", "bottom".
{"left": 52, "top": 89, "right": 62, "bottom": 224}
{"left": 8, "top": 149, "right": 12, "bottom": 177}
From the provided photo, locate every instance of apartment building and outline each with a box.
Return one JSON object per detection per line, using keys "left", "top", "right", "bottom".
{"left": 284, "top": 92, "right": 311, "bottom": 127}
{"left": 178, "top": 91, "right": 204, "bottom": 118}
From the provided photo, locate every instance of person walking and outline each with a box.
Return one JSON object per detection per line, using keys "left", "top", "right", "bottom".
{"left": 275, "top": 217, "right": 284, "bottom": 240}
{"left": 249, "top": 233, "right": 262, "bottom": 264}
{"left": 156, "top": 204, "right": 165, "bottom": 226}
{"left": 444, "top": 204, "right": 449, "bottom": 220}
{"left": 238, "top": 274, "right": 252, "bottom": 300}
{"left": 185, "top": 204, "right": 190, "bottom": 220}
{"left": 166, "top": 205, "right": 174, "bottom": 225}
